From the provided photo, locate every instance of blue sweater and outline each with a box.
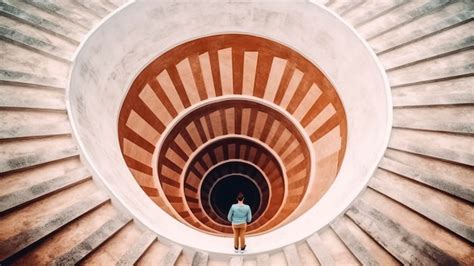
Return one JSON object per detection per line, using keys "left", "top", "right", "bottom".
{"left": 227, "top": 204, "right": 252, "bottom": 225}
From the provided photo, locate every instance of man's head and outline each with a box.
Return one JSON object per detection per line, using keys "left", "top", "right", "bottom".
{"left": 237, "top": 192, "right": 244, "bottom": 202}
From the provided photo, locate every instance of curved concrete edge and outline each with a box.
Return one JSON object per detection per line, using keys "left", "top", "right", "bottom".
{"left": 66, "top": 0, "right": 392, "bottom": 257}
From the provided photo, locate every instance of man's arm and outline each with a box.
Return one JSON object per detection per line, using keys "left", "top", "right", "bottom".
{"left": 227, "top": 206, "right": 233, "bottom": 222}
{"left": 247, "top": 206, "right": 252, "bottom": 223}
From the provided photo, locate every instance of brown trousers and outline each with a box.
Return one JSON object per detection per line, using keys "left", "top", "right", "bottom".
{"left": 232, "top": 223, "right": 247, "bottom": 249}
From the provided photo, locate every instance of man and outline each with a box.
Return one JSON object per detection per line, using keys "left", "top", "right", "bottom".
{"left": 227, "top": 192, "right": 252, "bottom": 253}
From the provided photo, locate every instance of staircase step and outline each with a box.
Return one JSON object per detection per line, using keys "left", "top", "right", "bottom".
{"left": 0, "top": 135, "right": 78, "bottom": 173}
{"left": 50, "top": 213, "right": 131, "bottom": 265}
{"left": 388, "top": 49, "right": 473, "bottom": 88}
{"left": 22, "top": 0, "right": 96, "bottom": 29}
{"left": 331, "top": 216, "right": 399, "bottom": 265}
{"left": 117, "top": 231, "right": 156, "bottom": 265}
{"left": 388, "top": 128, "right": 474, "bottom": 166}
{"left": 369, "top": 168, "right": 473, "bottom": 242}
{"left": 0, "top": 69, "right": 65, "bottom": 89}
{"left": 10, "top": 203, "right": 118, "bottom": 264}
{"left": 72, "top": 0, "right": 112, "bottom": 18}
{"left": 392, "top": 106, "right": 473, "bottom": 134}
{"left": 0, "top": 0, "right": 83, "bottom": 43}
{"left": 0, "top": 166, "right": 90, "bottom": 213}
{"left": 380, "top": 22, "right": 473, "bottom": 70}
{"left": 0, "top": 156, "right": 81, "bottom": 197}
{"left": 317, "top": 227, "right": 359, "bottom": 265}
{"left": 283, "top": 244, "right": 302, "bottom": 266}
{"left": 159, "top": 244, "right": 182, "bottom": 266}
{"left": 0, "top": 109, "right": 71, "bottom": 139}
{"left": 270, "top": 251, "right": 288, "bottom": 265}
{"left": 372, "top": 2, "right": 472, "bottom": 54}
{"left": 0, "top": 26, "right": 71, "bottom": 62}
{"left": 330, "top": 0, "right": 365, "bottom": 16}
{"left": 358, "top": 0, "right": 452, "bottom": 40}
{"left": 344, "top": 0, "right": 407, "bottom": 28}
{"left": 348, "top": 189, "right": 472, "bottom": 264}
{"left": 229, "top": 256, "right": 243, "bottom": 266}
{"left": 392, "top": 76, "right": 474, "bottom": 107}
{"left": 136, "top": 240, "right": 170, "bottom": 265}
{"left": 80, "top": 221, "right": 143, "bottom": 264}
{"left": 382, "top": 150, "right": 473, "bottom": 202}
{"left": 0, "top": 182, "right": 109, "bottom": 262}
{"left": 256, "top": 253, "right": 270, "bottom": 266}
{"left": 306, "top": 233, "right": 335, "bottom": 266}
{"left": 0, "top": 84, "right": 66, "bottom": 110}
{"left": 192, "top": 251, "right": 209, "bottom": 266}
{"left": 296, "top": 242, "right": 320, "bottom": 265}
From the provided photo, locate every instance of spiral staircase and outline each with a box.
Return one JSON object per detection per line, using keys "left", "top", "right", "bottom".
{"left": 0, "top": 0, "right": 472, "bottom": 265}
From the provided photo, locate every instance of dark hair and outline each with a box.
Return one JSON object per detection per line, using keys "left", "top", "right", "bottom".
{"left": 237, "top": 192, "right": 244, "bottom": 201}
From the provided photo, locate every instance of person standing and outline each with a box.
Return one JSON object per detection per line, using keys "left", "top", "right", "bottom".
{"left": 227, "top": 192, "right": 252, "bottom": 253}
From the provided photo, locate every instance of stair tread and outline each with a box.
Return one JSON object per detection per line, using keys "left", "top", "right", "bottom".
{"left": 0, "top": 1, "right": 83, "bottom": 43}
{"left": 51, "top": 213, "right": 131, "bottom": 265}
{"left": 0, "top": 69, "right": 65, "bottom": 89}
{"left": 0, "top": 84, "right": 66, "bottom": 110}
{"left": 0, "top": 26, "right": 71, "bottom": 61}
{"left": 0, "top": 185, "right": 109, "bottom": 262}
{"left": 0, "top": 135, "right": 78, "bottom": 173}
{"left": 0, "top": 166, "right": 90, "bottom": 213}
{"left": 306, "top": 233, "right": 335, "bottom": 266}
{"left": 382, "top": 150, "right": 474, "bottom": 202}
{"left": 283, "top": 244, "right": 302, "bottom": 266}
{"left": 116, "top": 230, "right": 157, "bottom": 265}
{"left": 159, "top": 244, "right": 182, "bottom": 266}
{"left": 0, "top": 109, "right": 71, "bottom": 139}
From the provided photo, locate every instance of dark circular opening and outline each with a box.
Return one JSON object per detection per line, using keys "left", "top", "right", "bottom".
{"left": 210, "top": 175, "right": 261, "bottom": 223}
